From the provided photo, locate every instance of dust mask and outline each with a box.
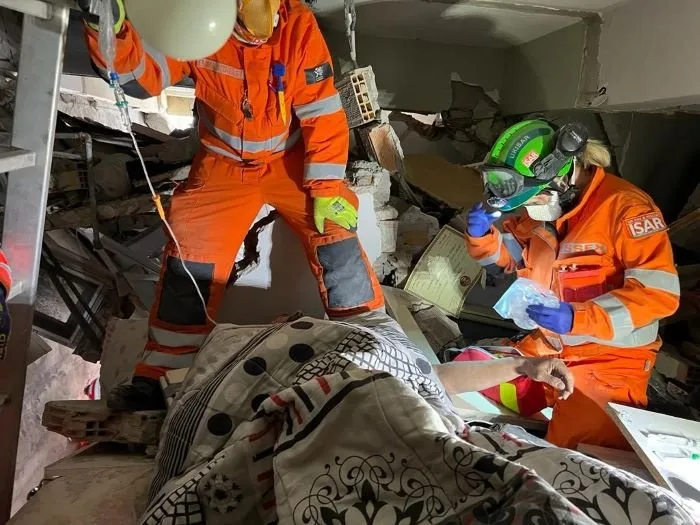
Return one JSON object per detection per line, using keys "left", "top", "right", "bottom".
{"left": 525, "top": 191, "right": 563, "bottom": 222}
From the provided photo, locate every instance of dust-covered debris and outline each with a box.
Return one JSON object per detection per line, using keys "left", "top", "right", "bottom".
{"left": 410, "top": 304, "right": 465, "bottom": 353}
{"left": 388, "top": 79, "right": 505, "bottom": 165}
{"left": 346, "top": 160, "right": 391, "bottom": 207}
{"left": 396, "top": 205, "right": 439, "bottom": 257}
{"left": 373, "top": 252, "right": 413, "bottom": 287}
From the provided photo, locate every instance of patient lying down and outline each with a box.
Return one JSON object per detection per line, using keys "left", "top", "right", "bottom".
{"left": 139, "top": 313, "right": 698, "bottom": 525}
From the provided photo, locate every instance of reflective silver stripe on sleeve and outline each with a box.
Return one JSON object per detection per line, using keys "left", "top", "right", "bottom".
{"left": 143, "top": 42, "right": 171, "bottom": 91}
{"left": 304, "top": 163, "right": 347, "bottom": 180}
{"left": 560, "top": 322, "right": 658, "bottom": 348}
{"left": 593, "top": 294, "right": 635, "bottom": 339}
{"left": 274, "top": 128, "right": 302, "bottom": 152}
{"left": 294, "top": 93, "right": 343, "bottom": 121}
{"left": 149, "top": 327, "right": 208, "bottom": 348}
{"left": 142, "top": 351, "right": 196, "bottom": 369}
{"left": 560, "top": 293, "right": 659, "bottom": 348}
{"left": 501, "top": 233, "right": 523, "bottom": 264}
{"left": 477, "top": 232, "right": 503, "bottom": 267}
{"left": 195, "top": 59, "right": 244, "bottom": 80}
{"left": 95, "top": 52, "right": 147, "bottom": 85}
{"left": 625, "top": 268, "right": 680, "bottom": 296}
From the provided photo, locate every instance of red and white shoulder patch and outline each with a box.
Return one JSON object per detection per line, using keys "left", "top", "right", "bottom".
{"left": 625, "top": 212, "right": 667, "bottom": 239}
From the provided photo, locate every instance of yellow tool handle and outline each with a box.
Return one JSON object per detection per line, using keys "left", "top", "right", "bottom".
{"left": 153, "top": 194, "right": 166, "bottom": 221}
{"left": 278, "top": 92, "right": 287, "bottom": 125}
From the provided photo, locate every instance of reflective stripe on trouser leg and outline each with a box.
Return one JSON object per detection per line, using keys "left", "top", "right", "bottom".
{"left": 136, "top": 256, "right": 215, "bottom": 378}
{"left": 316, "top": 236, "right": 375, "bottom": 310}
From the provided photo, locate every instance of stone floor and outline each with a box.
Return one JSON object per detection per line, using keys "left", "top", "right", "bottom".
{"left": 11, "top": 339, "right": 100, "bottom": 517}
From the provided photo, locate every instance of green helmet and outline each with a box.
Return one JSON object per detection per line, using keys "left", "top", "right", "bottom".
{"left": 482, "top": 120, "right": 574, "bottom": 211}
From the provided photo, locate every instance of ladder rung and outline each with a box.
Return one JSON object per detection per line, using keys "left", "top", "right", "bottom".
{"left": 0, "top": 147, "right": 36, "bottom": 173}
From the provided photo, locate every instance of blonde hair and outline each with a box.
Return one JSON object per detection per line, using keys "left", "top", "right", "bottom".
{"left": 581, "top": 139, "right": 611, "bottom": 169}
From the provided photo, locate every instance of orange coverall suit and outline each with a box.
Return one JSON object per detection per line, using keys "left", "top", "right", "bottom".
{"left": 466, "top": 168, "right": 680, "bottom": 449}
{"left": 85, "top": 0, "right": 384, "bottom": 380}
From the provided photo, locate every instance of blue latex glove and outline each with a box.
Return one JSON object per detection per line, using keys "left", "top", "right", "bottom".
{"left": 0, "top": 287, "right": 10, "bottom": 359}
{"left": 526, "top": 302, "right": 574, "bottom": 334}
{"left": 467, "top": 203, "right": 502, "bottom": 238}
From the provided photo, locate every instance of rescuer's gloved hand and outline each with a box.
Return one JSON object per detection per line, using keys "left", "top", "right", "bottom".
{"left": 78, "top": 0, "right": 126, "bottom": 33}
{"left": 0, "top": 286, "right": 11, "bottom": 359}
{"left": 526, "top": 302, "right": 574, "bottom": 334}
{"left": 467, "top": 203, "right": 501, "bottom": 238}
{"left": 314, "top": 196, "right": 358, "bottom": 234}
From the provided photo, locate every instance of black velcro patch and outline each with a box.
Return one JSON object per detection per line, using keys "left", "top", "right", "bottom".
{"left": 157, "top": 256, "right": 213, "bottom": 326}
{"left": 304, "top": 62, "right": 333, "bottom": 85}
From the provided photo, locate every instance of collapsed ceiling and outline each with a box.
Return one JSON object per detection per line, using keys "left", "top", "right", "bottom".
{"left": 314, "top": 0, "right": 631, "bottom": 47}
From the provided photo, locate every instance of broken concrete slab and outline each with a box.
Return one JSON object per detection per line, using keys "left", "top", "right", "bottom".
{"left": 375, "top": 205, "right": 399, "bottom": 222}
{"left": 378, "top": 219, "right": 398, "bottom": 254}
{"left": 655, "top": 344, "right": 700, "bottom": 388}
{"left": 373, "top": 252, "right": 412, "bottom": 287}
{"left": 42, "top": 400, "right": 164, "bottom": 445}
{"left": 411, "top": 304, "right": 465, "bottom": 354}
{"left": 99, "top": 317, "right": 148, "bottom": 395}
{"left": 346, "top": 160, "right": 391, "bottom": 207}
{"left": 396, "top": 205, "right": 439, "bottom": 257}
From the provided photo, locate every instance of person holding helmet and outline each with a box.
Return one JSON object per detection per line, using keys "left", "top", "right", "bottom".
{"left": 80, "top": 0, "right": 384, "bottom": 410}
{"left": 465, "top": 119, "right": 680, "bottom": 450}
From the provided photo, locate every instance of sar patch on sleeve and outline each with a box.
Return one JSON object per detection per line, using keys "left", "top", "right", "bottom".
{"left": 305, "top": 62, "right": 333, "bottom": 85}
{"left": 625, "top": 212, "right": 668, "bottom": 239}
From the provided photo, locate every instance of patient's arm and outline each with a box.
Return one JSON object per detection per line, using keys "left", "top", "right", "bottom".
{"left": 434, "top": 357, "right": 574, "bottom": 400}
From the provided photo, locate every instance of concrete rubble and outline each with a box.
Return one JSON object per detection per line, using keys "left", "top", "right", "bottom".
{"left": 347, "top": 160, "right": 398, "bottom": 255}
{"left": 396, "top": 205, "right": 439, "bottom": 257}
{"left": 410, "top": 303, "right": 465, "bottom": 355}
{"left": 346, "top": 160, "right": 391, "bottom": 207}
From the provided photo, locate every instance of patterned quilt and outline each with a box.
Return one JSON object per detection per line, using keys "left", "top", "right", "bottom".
{"left": 140, "top": 316, "right": 699, "bottom": 524}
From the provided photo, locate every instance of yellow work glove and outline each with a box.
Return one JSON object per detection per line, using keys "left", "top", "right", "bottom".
{"left": 313, "top": 196, "right": 358, "bottom": 234}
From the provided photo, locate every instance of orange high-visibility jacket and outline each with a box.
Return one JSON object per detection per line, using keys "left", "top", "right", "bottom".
{"left": 467, "top": 168, "right": 680, "bottom": 356}
{"left": 84, "top": 0, "right": 348, "bottom": 197}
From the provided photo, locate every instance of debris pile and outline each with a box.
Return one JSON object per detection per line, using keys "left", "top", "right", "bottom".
{"left": 650, "top": 186, "right": 700, "bottom": 416}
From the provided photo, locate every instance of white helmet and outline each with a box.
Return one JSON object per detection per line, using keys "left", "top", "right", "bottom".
{"left": 124, "top": 0, "right": 237, "bottom": 60}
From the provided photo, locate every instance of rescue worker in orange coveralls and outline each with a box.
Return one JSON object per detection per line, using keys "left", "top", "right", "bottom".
{"left": 83, "top": 0, "right": 384, "bottom": 410}
{"left": 466, "top": 120, "right": 680, "bottom": 449}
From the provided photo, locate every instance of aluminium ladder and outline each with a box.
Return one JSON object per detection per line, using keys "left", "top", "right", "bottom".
{"left": 0, "top": 0, "right": 70, "bottom": 520}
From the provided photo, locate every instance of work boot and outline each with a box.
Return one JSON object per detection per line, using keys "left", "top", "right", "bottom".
{"left": 107, "top": 376, "right": 166, "bottom": 411}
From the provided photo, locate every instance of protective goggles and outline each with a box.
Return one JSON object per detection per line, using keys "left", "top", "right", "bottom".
{"left": 481, "top": 165, "right": 548, "bottom": 211}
